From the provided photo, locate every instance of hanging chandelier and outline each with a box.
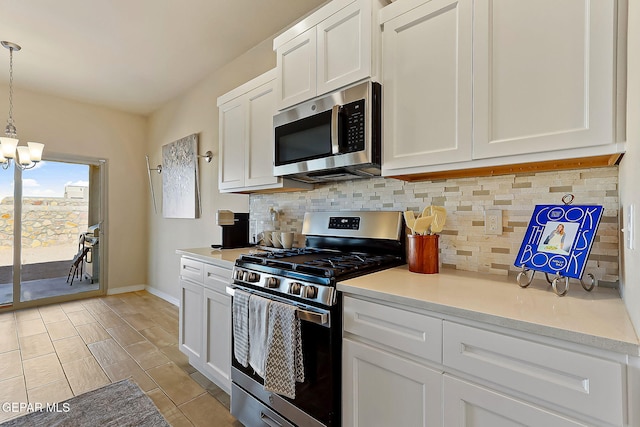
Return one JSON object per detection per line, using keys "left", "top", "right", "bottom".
{"left": 0, "top": 41, "right": 44, "bottom": 170}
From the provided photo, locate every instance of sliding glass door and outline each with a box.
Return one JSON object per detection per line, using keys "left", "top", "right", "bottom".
{"left": 0, "top": 156, "right": 106, "bottom": 308}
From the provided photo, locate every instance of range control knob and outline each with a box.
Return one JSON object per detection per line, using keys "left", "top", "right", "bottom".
{"left": 265, "top": 277, "right": 279, "bottom": 288}
{"left": 301, "top": 285, "right": 318, "bottom": 299}
{"left": 234, "top": 270, "right": 244, "bottom": 281}
{"left": 247, "top": 272, "right": 260, "bottom": 283}
{"left": 288, "top": 282, "right": 302, "bottom": 295}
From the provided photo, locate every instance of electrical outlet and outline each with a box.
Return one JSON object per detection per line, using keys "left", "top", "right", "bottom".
{"left": 485, "top": 209, "right": 502, "bottom": 235}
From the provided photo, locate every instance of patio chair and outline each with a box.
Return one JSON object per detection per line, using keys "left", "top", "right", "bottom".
{"left": 67, "top": 235, "right": 90, "bottom": 286}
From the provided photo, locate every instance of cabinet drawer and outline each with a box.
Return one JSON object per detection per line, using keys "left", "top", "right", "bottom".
{"left": 180, "top": 257, "right": 204, "bottom": 283}
{"left": 203, "top": 263, "right": 231, "bottom": 293}
{"left": 443, "top": 321, "right": 625, "bottom": 426}
{"left": 343, "top": 296, "right": 442, "bottom": 363}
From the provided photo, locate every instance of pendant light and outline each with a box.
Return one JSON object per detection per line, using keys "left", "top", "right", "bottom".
{"left": 0, "top": 41, "right": 45, "bottom": 170}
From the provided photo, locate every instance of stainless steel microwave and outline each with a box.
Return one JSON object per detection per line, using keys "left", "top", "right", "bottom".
{"left": 273, "top": 81, "right": 381, "bottom": 183}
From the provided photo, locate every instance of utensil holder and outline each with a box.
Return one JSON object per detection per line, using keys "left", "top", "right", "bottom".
{"left": 407, "top": 234, "right": 439, "bottom": 274}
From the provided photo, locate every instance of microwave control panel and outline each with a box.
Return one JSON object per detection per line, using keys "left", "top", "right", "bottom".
{"left": 340, "top": 99, "right": 366, "bottom": 153}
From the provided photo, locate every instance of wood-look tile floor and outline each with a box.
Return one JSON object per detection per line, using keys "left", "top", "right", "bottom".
{"left": 0, "top": 291, "right": 242, "bottom": 427}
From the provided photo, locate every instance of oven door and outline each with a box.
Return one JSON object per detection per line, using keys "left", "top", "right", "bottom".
{"left": 227, "top": 285, "right": 341, "bottom": 427}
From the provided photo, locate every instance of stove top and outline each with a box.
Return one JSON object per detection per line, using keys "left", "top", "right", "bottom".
{"left": 232, "top": 211, "right": 406, "bottom": 306}
{"left": 238, "top": 248, "right": 403, "bottom": 279}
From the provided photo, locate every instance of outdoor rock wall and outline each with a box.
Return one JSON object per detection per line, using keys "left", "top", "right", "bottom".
{"left": 0, "top": 197, "right": 88, "bottom": 248}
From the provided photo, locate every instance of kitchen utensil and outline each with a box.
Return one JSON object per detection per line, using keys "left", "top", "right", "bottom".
{"left": 430, "top": 206, "right": 447, "bottom": 233}
{"left": 413, "top": 215, "right": 435, "bottom": 235}
{"left": 404, "top": 210, "right": 417, "bottom": 234}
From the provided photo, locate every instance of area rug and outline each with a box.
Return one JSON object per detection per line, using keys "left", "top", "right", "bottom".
{"left": 1, "top": 379, "right": 169, "bottom": 427}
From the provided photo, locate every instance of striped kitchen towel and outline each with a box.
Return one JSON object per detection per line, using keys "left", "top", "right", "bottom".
{"left": 232, "top": 289, "right": 250, "bottom": 367}
{"left": 264, "top": 300, "right": 304, "bottom": 399}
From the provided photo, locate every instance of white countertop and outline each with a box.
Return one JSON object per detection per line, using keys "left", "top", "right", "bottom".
{"left": 338, "top": 266, "right": 640, "bottom": 356}
{"left": 176, "top": 248, "right": 640, "bottom": 356}
{"left": 176, "top": 247, "right": 256, "bottom": 268}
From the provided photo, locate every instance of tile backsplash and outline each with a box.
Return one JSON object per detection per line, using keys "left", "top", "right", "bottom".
{"left": 250, "top": 167, "right": 619, "bottom": 287}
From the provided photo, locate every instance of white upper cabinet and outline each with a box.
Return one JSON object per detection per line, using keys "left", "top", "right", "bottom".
{"left": 217, "top": 69, "right": 312, "bottom": 193}
{"left": 316, "top": 0, "right": 372, "bottom": 95}
{"left": 276, "top": 28, "right": 317, "bottom": 110}
{"left": 380, "top": 0, "right": 624, "bottom": 177}
{"left": 274, "top": 0, "right": 386, "bottom": 110}
{"left": 245, "top": 83, "right": 279, "bottom": 188}
{"left": 218, "top": 98, "right": 246, "bottom": 191}
{"left": 473, "top": 0, "right": 617, "bottom": 159}
{"left": 381, "top": 0, "right": 473, "bottom": 172}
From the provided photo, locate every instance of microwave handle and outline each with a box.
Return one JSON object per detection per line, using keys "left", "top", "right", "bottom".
{"left": 331, "top": 105, "right": 341, "bottom": 155}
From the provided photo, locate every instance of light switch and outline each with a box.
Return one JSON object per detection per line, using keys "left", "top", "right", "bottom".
{"left": 625, "top": 204, "right": 635, "bottom": 250}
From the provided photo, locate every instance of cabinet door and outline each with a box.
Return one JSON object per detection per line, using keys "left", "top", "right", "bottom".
{"left": 381, "top": 0, "right": 472, "bottom": 174}
{"left": 343, "top": 339, "right": 442, "bottom": 427}
{"left": 179, "top": 279, "right": 203, "bottom": 361}
{"left": 203, "top": 287, "right": 231, "bottom": 393}
{"left": 443, "top": 376, "right": 589, "bottom": 427}
{"left": 316, "top": 0, "right": 371, "bottom": 96}
{"left": 218, "top": 98, "right": 246, "bottom": 190}
{"left": 473, "top": 0, "right": 615, "bottom": 159}
{"left": 276, "top": 27, "right": 317, "bottom": 110}
{"left": 245, "top": 80, "right": 278, "bottom": 187}
{"left": 443, "top": 321, "right": 624, "bottom": 426}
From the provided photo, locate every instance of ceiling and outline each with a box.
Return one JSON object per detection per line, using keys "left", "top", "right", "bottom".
{"left": 1, "top": 0, "right": 327, "bottom": 115}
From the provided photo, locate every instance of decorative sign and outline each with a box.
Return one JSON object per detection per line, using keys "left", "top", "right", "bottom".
{"left": 514, "top": 205, "right": 603, "bottom": 279}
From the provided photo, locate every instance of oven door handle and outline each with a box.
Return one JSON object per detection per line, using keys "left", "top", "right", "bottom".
{"left": 226, "top": 286, "right": 329, "bottom": 326}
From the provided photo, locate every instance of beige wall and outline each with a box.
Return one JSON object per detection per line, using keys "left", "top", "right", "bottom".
{"left": 146, "top": 6, "right": 640, "bottom": 337}
{"left": 620, "top": 1, "right": 640, "bottom": 334}
{"left": 0, "top": 84, "right": 148, "bottom": 292}
{"left": 146, "top": 39, "right": 275, "bottom": 301}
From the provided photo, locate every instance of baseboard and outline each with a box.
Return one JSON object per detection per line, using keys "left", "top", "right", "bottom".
{"left": 106, "top": 284, "right": 146, "bottom": 295}
{"left": 145, "top": 286, "right": 179, "bottom": 306}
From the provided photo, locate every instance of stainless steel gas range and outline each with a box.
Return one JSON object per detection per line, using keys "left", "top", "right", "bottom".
{"left": 228, "top": 211, "right": 405, "bottom": 427}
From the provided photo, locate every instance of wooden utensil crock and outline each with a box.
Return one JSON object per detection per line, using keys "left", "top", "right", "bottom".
{"left": 407, "top": 234, "right": 439, "bottom": 274}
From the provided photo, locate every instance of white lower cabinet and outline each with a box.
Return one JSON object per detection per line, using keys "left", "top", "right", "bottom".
{"left": 443, "top": 376, "right": 588, "bottom": 427}
{"left": 179, "top": 278, "right": 203, "bottom": 361}
{"left": 342, "top": 295, "right": 631, "bottom": 427}
{"left": 342, "top": 339, "right": 442, "bottom": 427}
{"left": 442, "top": 321, "right": 624, "bottom": 426}
{"left": 202, "top": 287, "right": 231, "bottom": 392}
{"left": 179, "top": 257, "right": 232, "bottom": 393}
{"left": 342, "top": 296, "right": 443, "bottom": 427}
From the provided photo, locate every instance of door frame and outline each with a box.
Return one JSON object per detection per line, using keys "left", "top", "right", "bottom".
{"left": 2, "top": 153, "right": 108, "bottom": 311}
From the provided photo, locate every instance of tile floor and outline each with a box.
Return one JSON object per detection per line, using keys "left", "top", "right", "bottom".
{"left": 0, "top": 291, "right": 242, "bottom": 426}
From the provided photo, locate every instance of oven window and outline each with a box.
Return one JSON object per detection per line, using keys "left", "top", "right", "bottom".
{"left": 275, "top": 110, "right": 332, "bottom": 166}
